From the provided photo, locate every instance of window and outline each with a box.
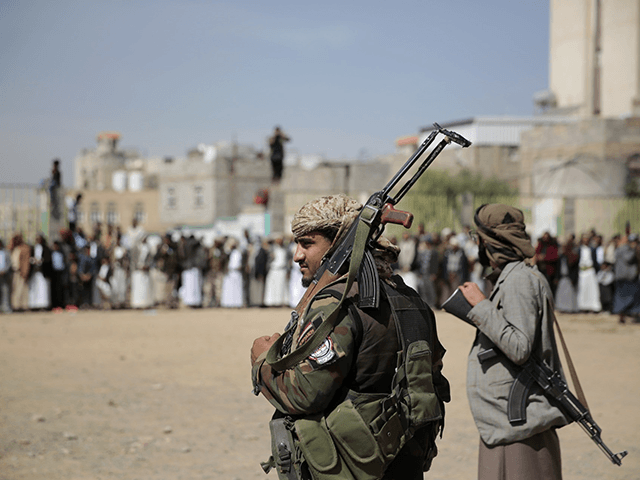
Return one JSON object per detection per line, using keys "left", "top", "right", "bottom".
{"left": 106, "top": 202, "right": 119, "bottom": 225}
{"left": 134, "top": 202, "right": 146, "bottom": 224}
{"left": 167, "top": 187, "right": 177, "bottom": 209}
{"left": 194, "top": 185, "right": 204, "bottom": 208}
{"left": 89, "top": 202, "right": 101, "bottom": 225}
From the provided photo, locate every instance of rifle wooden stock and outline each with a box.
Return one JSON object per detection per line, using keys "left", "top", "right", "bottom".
{"left": 381, "top": 204, "right": 413, "bottom": 228}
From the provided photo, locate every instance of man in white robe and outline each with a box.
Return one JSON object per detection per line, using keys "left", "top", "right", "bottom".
{"left": 110, "top": 238, "right": 128, "bottom": 309}
{"left": 130, "top": 236, "right": 153, "bottom": 309}
{"left": 221, "top": 238, "right": 244, "bottom": 307}
{"left": 577, "top": 234, "right": 602, "bottom": 312}
{"left": 28, "top": 234, "right": 52, "bottom": 310}
{"left": 179, "top": 235, "right": 204, "bottom": 308}
{"left": 287, "top": 238, "right": 304, "bottom": 308}
{"left": 263, "top": 236, "right": 288, "bottom": 307}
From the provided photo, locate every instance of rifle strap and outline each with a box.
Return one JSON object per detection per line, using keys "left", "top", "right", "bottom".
{"left": 549, "top": 305, "right": 589, "bottom": 410}
{"left": 266, "top": 207, "right": 375, "bottom": 371}
{"left": 529, "top": 267, "right": 590, "bottom": 409}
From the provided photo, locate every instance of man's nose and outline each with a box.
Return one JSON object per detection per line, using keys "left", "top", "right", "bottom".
{"left": 293, "top": 244, "right": 304, "bottom": 263}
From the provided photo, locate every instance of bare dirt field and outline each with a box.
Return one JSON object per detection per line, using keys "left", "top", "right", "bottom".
{"left": 0, "top": 307, "right": 638, "bottom": 480}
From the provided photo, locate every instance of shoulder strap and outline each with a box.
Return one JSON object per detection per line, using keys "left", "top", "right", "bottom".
{"left": 549, "top": 306, "right": 589, "bottom": 409}
{"left": 382, "top": 276, "right": 432, "bottom": 360}
{"left": 266, "top": 211, "right": 373, "bottom": 371}
{"left": 530, "top": 267, "right": 589, "bottom": 409}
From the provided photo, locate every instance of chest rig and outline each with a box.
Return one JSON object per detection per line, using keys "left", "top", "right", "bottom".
{"left": 263, "top": 276, "right": 450, "bottom": 480}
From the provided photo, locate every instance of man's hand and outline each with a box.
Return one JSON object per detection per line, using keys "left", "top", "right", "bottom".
{"left": 459, "top": 282, "right": 486, "bottom": 307}
{"left": 251, "top": 333, "right": 281, "bottom": 365}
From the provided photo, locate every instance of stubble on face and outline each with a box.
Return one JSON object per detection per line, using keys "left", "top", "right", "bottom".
{"left": 294, "top": 231, "right": 333, "bottom": 288}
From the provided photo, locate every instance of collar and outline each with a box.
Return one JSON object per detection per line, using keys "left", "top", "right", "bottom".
{"left": 491, "top": 261, "right": 523, "bottom": 293}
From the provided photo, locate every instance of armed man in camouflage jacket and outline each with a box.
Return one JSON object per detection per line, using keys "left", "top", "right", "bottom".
{"left": 251, "top": 195, "right": 449, "bottom": 480}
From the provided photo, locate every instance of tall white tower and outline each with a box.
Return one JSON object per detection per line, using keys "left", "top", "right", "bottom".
{"left": 548, "top": 0, "right": 640, "bottom": 118}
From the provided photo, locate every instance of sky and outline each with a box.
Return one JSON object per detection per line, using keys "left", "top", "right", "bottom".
{"left": 0, "top": 0, "right": 549, "bottom": 187}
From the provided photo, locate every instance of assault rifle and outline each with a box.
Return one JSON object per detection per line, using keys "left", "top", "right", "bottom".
{"left": 442, "top": 289, "right": 628, "bottom": 466}
{"left": 294, "top": 123, "right": 472, "bottom": 315}
{"left": 266, "top": 123, "right": 471, "bottom": 371}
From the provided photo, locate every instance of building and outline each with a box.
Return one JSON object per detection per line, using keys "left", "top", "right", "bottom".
{"left": 546, "top": 0, "right": 640, "bottom": 118}
{"left": 279, "top": 156, "right": 392, "bottom": 232}
{"left": 410, "top": 0, "right": 640, "bottom": 240}
{"left": 64, "top": 2, "right": 640, "bottom": 242}
{"left": 415, "top": 116, "right": 572, "bottom": 191}
{"left": 521, "top": 0, "right": 640, "bottom": 238}
{"left": 72, "top": 133, "right": 272, "bottom": 238}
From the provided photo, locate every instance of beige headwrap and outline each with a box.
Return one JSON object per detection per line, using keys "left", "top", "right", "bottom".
{"left": 474, "top": 204, "right": 535, "bottom": 269}
{"left": 291, "top": 194, "right": 361, "bottom": 246}
{"left": 291, "top": 194, "right": 399, "bottom": 278}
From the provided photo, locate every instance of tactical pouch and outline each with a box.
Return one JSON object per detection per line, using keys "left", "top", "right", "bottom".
{"left": 325, "top": 398, "right": 388, "bottom": 480}
{"left": 402, "top": 340, "right": 441, "bottom": 427}
{"left": 293, "top": 395, "right": 405, "bottom": 480}
{"left": 295, "top": 415, "right": 356, "bottom": 480}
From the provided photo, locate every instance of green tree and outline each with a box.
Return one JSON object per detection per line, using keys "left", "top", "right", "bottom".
{"left": 408, "top": 168, "right": 516, "bottom": 199}
{"left": 392, "top": 169, "right": 517, "bottom": 235}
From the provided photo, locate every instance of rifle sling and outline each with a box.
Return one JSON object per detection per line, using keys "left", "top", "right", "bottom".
{"left": 266, "top": 207, "right": 374, "bottom": 371}
{"left": 549, "top": 306, "right": 589, "bottom": 409}
{"left": 528, "top": 267, "right": 589, "bottom": 410}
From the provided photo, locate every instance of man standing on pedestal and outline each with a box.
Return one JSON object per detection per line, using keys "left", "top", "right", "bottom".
{"left": 269, "top": 126, "right": 290, "bottom": 183}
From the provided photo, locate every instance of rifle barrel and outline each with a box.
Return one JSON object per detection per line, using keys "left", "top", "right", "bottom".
{"left": 381, "top": 129, "right": 439, "bottom": 199}
{"left": 392, "top": 137, "right": 450, "bottom": 204}
{"left": 577, "top": 419, "right": 628, "bottom": 465}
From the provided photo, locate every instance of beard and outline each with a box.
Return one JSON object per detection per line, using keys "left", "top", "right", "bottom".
{"left": 478, "top": 244, "right": 491, "bottom": 268}
{"left": 301, "top": 277, "right": 312, "bottom": 288}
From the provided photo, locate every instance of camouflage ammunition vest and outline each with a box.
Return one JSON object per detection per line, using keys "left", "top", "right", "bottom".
{"left": 264, "top": 276, "right": 450, "bottom": 480}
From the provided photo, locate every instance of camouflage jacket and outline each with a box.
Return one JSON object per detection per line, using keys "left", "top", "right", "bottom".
{"left": 252, "top": 275, "right": 447, "bottom": 479}
{"left": 252, "top": 276, "right": 399, "bottom": 415}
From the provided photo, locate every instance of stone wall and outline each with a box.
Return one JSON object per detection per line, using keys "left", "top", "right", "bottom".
{"left": 519, "top": 117, "right": 640, "bottom": 197}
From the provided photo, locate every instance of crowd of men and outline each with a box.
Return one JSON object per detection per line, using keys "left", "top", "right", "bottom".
{"left": 0, "top": 220, "right": 306, "bottom": 313}
{"left": 0, "top": 220, "right": 639, "bottom": 322}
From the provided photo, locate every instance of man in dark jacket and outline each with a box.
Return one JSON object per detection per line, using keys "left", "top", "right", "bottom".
{"left": 251, "top": 195, "right": 449, "bottom": 480}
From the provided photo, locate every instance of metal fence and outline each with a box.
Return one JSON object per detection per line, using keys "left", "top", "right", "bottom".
{"left": 0, "top": 184, "right": 47, "bottom": 244}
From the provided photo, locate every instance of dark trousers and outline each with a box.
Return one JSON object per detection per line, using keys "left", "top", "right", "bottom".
{"left": 51, "top": 270, "right": 66, "bottom": 308}
{"left": 271, "top": 156, "right": 283, "bottom": 181}
{"left": 80, "top": 279, "right": 93, "bottom": 307}
{"left": 0, "top": 272, "right": 11, "bottom": 312}
{"left": 68, "top": 280, "right": 80, "bottom": 307}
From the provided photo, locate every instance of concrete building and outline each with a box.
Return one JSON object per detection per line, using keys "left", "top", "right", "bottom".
{"left": 546, "top": 0, "right": 640, "bottom": 118}
{"left": 75, "top": 132, "right": 140, "bottom": 191}
{"left": 71, "top": 133, "right": 271, "bottom": 237}
{"left": 520, "top": 0, "right": 640, "bottom": 238}
{"left": 410, "top": 1, "right": 640, "bottom": 239}
{"left": 519, "top": 117, "right": 640, "bottom": 237}
{"left": 279, "top": 157, "right": 392, "bottom": 232}
{"left": 63, "top": 2, "right": 640, "bottom": 242}
{"left": 415, "top": 117, "right": 572, "bottom": 191}
{"left": 157, "top": 142, "right": 270, "bottom": 227}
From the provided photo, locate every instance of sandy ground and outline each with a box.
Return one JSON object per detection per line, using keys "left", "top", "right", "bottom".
{"left": 0, "top": 307, "right": 638, "bottom": 480}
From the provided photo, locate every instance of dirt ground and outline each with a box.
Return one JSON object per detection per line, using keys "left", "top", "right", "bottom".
{"left": 0, "top": 307, "right": 638, "bottom": 480}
